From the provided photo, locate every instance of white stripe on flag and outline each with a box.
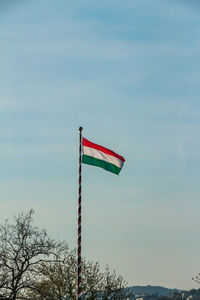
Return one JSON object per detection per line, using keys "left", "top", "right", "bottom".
{"left": 83, "top": 146, "right": 123, "bottom": 169}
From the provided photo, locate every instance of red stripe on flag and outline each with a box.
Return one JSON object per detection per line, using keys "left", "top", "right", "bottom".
{"left": 82, "top": 138, "right": 125, "bottom": 162}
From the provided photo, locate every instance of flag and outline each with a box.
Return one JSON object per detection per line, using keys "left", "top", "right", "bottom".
{"left": 82, "top": 137, "right": 125, "bottom": 175}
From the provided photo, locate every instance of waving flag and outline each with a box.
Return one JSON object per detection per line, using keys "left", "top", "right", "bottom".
{"left": 82, "top": 137, "right": 125, "bottom": 175}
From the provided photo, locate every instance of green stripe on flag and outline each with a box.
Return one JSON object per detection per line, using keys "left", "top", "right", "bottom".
{"left": 82, "top": 155, "right": 121, "bottom": 175}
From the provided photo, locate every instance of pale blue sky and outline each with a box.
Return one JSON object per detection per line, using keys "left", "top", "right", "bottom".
{"left": 1, "top": 0, "right": 200, "bottom": 290}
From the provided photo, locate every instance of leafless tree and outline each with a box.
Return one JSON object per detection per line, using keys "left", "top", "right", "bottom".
{"left": 0, "top": 209, "right": 65, "bottom": 300}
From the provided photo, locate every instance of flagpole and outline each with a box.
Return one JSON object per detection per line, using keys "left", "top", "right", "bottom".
{"left": 78, "top": 126, "right": 83, "bottom": 300}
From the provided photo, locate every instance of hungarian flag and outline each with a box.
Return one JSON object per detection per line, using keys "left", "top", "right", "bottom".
{"left": 82, "top": 138, "right": 125, "bottom": 175}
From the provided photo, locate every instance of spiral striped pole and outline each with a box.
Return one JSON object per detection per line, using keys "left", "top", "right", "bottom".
{"left": 78, "top": 126, "right": 83, "bottom": 300}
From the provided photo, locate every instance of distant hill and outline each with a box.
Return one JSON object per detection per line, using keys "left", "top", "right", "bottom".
{"left": 126, "top": 285, "right": 180, "bottom": 297}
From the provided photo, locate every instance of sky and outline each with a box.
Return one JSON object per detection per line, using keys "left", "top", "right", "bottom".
{"left": 1, "top": 0, "right": 200, "bottom": 290}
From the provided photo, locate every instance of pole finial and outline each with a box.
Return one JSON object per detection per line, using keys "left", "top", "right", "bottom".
{"left": 79, "top": 127, "right": 83, "bottom": 132}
